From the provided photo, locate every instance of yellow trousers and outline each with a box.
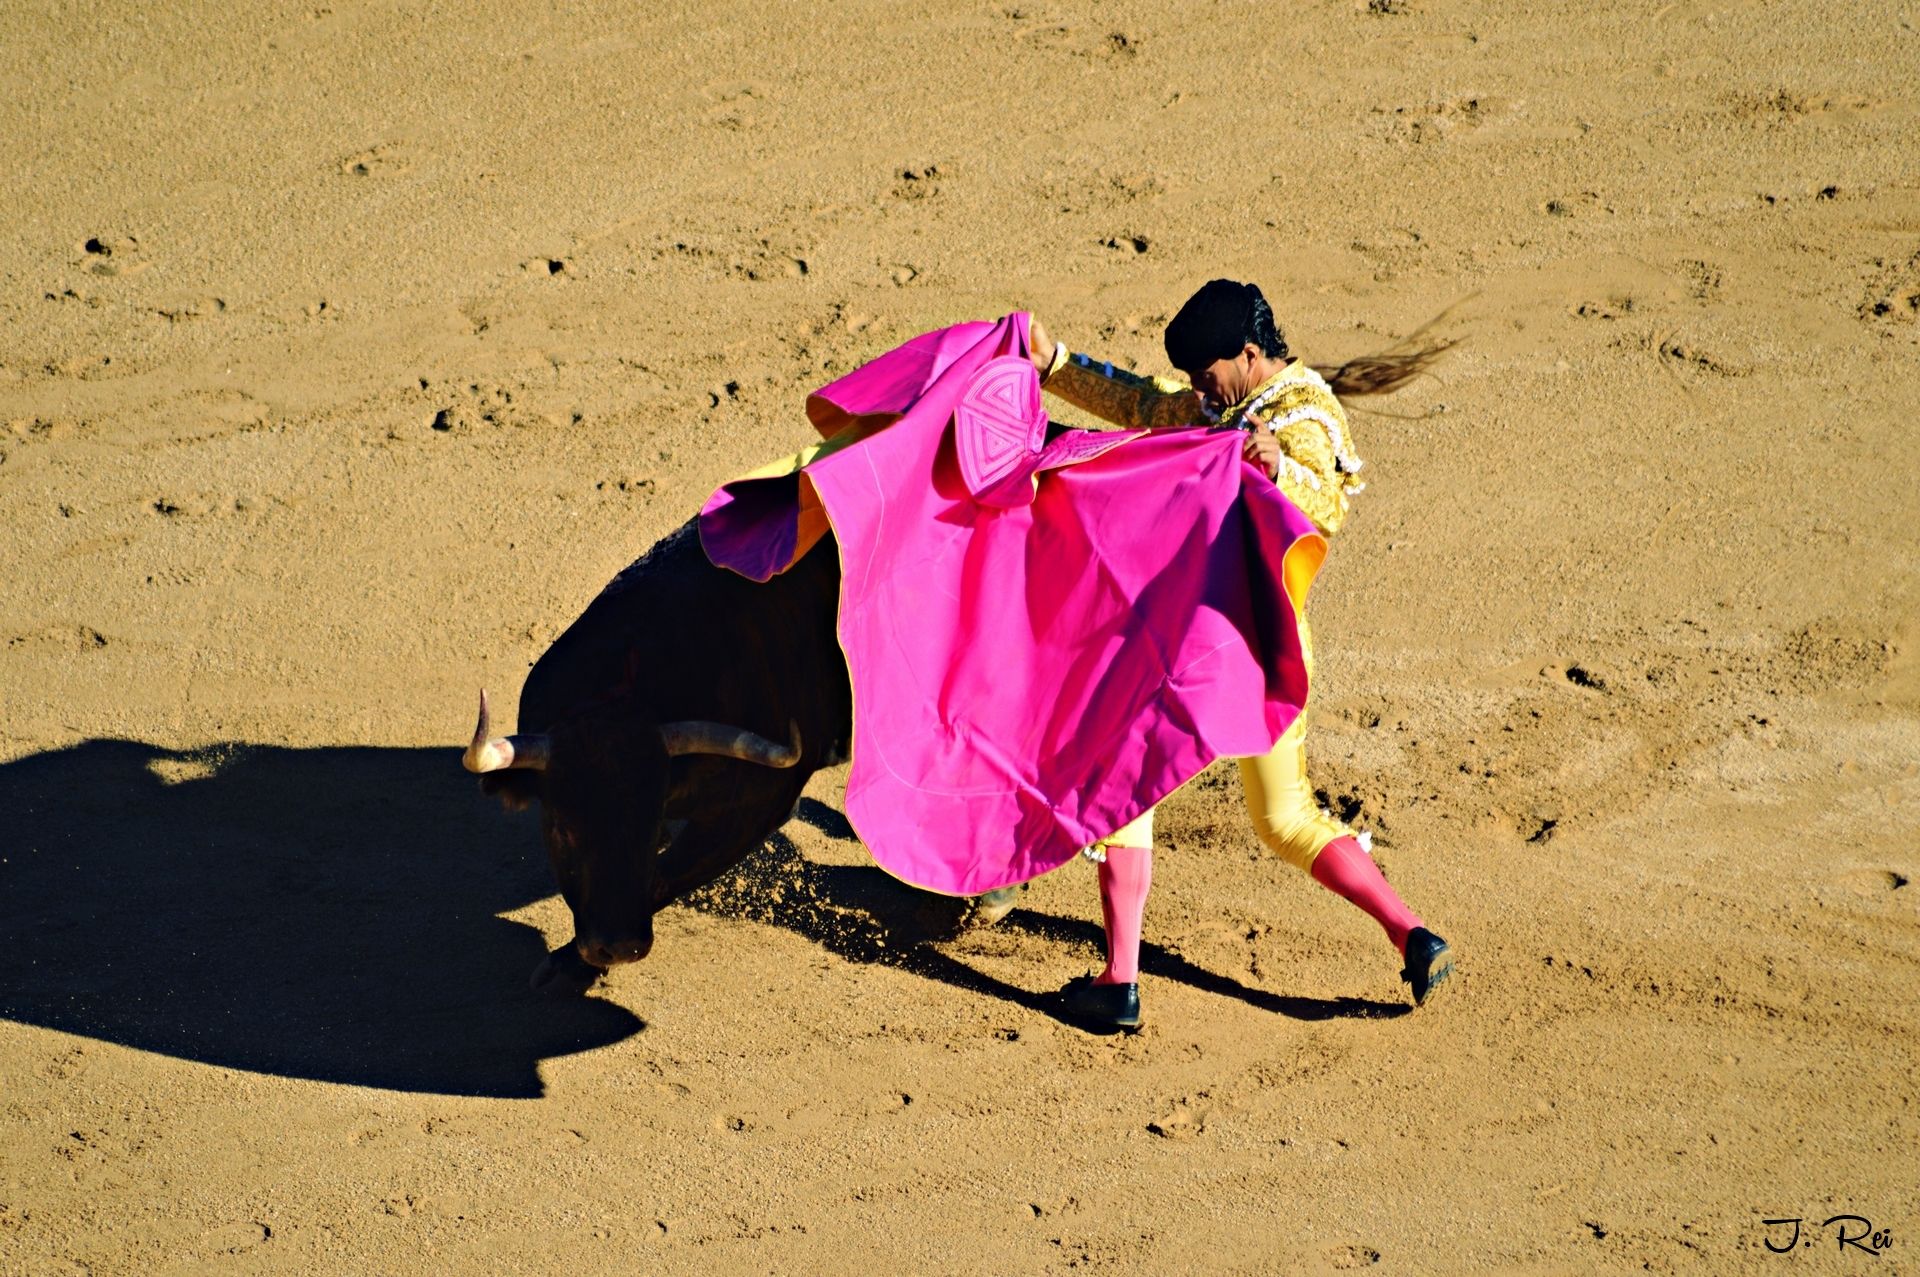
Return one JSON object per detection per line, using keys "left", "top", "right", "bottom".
{"left": 1094, "top": 710, "right": 1352, "bottom": 872}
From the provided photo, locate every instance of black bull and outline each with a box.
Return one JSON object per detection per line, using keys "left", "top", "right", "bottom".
{"left": 467, "top": 519, "right": 852, "bottom": 993}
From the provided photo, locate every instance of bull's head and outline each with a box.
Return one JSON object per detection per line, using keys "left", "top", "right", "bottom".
{"left": 462, "top": 690, "right": 799, "bottom": 978}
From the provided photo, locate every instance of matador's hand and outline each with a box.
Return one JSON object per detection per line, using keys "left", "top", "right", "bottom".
{"left": 1241, "top": 429, "right": 1280, "bottom": 479}
{"left": 1027, "top": 314, "right": 1055, "bottom": 376}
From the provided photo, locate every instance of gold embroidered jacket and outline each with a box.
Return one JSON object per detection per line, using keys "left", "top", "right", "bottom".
{"left": 1040, "top": 345, "right": 1364, "bottom": 537}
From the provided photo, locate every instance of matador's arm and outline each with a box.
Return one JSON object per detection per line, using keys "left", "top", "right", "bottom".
{"left": 1037, "top": 341, "right": 1209, "bottom": 430}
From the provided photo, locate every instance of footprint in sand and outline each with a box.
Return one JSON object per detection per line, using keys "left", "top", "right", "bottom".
{"left": 1840, "top": 868, "right": 1910, "bottom": 897}
{"left": 1012, "top": 18, "right": 1141, "bottom": 61}
{"left": 1655, "top": 335, "right": 1745, "bottom": 380}
{"left": 1858, "top": 247, "right": 1920, "bottom": 325}
{"left": 6, "top": 624, "right": 108, "bottom": 652}
{"left": 595, "top": 476, "right": 656, "bottom": 497}
{"left": 340, "top": 142, "right": 413, "bottom": 178}
{"left": 1322, "top": 1241, "right": 1382, "bottom": 1268}
{"left": 1572, "top": 296, "right": 1636, "bottom": 320}
{"left": 891, "top": 165, "right": 942, "bottom": 201}
{"left": 202, "top": 1221, "right": 270, "bottom": 1254}
{"left": 38, "top": 1045, "right": 90, "bottom": 1080}
{"left": 1561, "top": 662, "right": 1611, "bottom": 692}
{"left": 44, "top": 286, "right": 102, "bottom": 309}
{"left": 154, "top": 297, "right": 226, "bottom": 322}
{"left": 43, "top": 354, "right": 115, "bottom": 380}
{"left": 151, "top": 493, "right": 247, "bottom": 519}
{"left": 1726, "top": 89, "right": 1887, "bottom": 124}
{"left": 1095, "top": 312, "right": 1169, "bottom": 341}
{"left": 144, "top": 565, "right": 197, "bottom": 589}
{"left": 6, "top": 416, "right": 87, "bottom": 448}
{"left": 731, "top": 246, "right": 808, "bottom": 281}
{"left": 430, "top": 381, "right": 544, "bottom": 433}
{"left": 1373, "top": 95, "right": 1494, "bottom": 143}
{"left": 1101, "top": 170, "right": 1167, "bottom": 201}
{"left": 379, "top": 1193, "right": 424, "bottom": 1217}
{"left": 700, "top": 82, "right": 766, "bottom": 131}
{"left": 79, "top": 234, "right": 149, "bottom": 277}
{"left": 1146, "top": 1095, "right": 1217, "bottom": 1139}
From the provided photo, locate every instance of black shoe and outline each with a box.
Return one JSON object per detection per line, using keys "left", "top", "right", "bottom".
{"left": 1401, "top": 927, "right": 1454, "bottom": 1006}
{"left": 1058, "top": 974, "right": 1142, "bottom": 1033}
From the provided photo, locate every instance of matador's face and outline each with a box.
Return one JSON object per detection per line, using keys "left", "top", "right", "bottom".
{"left": 1183, "top": 344, "right": 1262, "bottom": 417}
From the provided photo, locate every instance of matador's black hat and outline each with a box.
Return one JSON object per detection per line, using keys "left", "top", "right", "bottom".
{"left": 1164, "top": 279, "right": 1285, "bottom": 371}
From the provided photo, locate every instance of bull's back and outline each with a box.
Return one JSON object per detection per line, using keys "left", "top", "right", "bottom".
{"left": 518, "top": 519, "right": 847, "bottom": 752}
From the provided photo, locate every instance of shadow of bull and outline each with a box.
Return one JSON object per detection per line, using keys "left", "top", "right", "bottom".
{"left": 0, "top": 743, "right": 1402, "bottom": 1097}
{"left": 0, "top": 738, "right": 641, "bottom": 1098}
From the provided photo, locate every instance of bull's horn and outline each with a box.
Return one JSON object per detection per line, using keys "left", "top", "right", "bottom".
{"left": 658, "top": 718, "right": 802, "bottom": 768}
{"left": 463, "top": 689, "right": 552, "bottom": 773}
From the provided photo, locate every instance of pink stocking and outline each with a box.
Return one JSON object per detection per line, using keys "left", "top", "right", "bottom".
{"left": 1309, "top": 835, "right": 1423, "bottom": 955}
{"left": 1096, "top": 845, "right": 1152, "bottom": 985}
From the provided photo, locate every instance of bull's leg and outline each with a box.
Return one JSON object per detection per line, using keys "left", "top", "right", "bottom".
{"left": 651, "top": 788, "right": 804, "bottom": 907}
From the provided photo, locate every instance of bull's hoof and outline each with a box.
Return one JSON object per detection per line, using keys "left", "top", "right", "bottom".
{"left": 964, "top": 883, "right": 1028, "bottom": 928}
{"left": 529, "top": 945, "right": 605, "bottom": 997}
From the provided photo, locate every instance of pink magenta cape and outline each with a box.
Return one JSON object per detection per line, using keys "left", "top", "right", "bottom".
{"left": 699, "top": 314, "right": 1326, "bottom": 895}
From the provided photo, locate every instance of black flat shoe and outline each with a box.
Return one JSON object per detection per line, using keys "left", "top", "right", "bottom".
{"left": 1401, "top": 927, "right": 1454, "bottom": 1006}
{"left": 1058, "top": 974, "right": 1142, "bottom": 1033}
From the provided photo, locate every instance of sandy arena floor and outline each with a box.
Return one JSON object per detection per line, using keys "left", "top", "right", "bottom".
{"left": 2, "top": 2, "right": 1916, "bottom": 1273}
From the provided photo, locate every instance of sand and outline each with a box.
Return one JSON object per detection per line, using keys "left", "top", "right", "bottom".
{"left": 2, "top": 1, "right": 1916, "bottom": 1272}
